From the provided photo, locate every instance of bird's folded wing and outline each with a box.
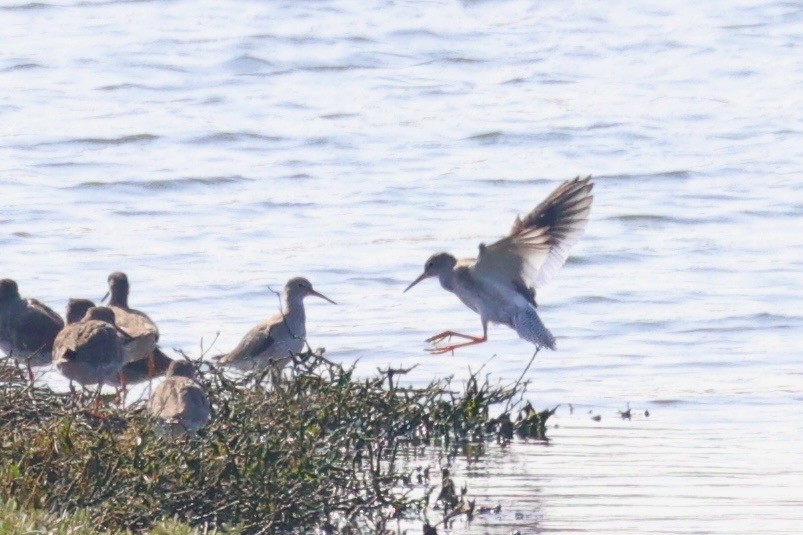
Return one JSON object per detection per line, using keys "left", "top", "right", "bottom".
{"left": 218, "top": 321, "right": 275, "bottom": 363}
{"left": 473, "top": 176, "right": 594, "bottom": 292}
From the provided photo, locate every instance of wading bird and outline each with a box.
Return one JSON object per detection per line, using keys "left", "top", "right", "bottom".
{"left": 103, "top": 272, "right": 159, "bottom": 371}
{"left": 52, "top": 305, "right": 124, "bottom": 393}
{"left": 148, "top": 360, "right": 210, "bottom": 438}
{"left": 0, "top": 278, "right": 64, "bottom": 367}
{"left": 404, "top": 176, "right": 594, "bottom": 354}
{"left": 215, "top": 277, "right": 336, "bottom": 371}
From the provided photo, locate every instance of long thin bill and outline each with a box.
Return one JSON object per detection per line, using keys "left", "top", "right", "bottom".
{"left": 311, "top": 289, "right": 337, "bottom": 305}
{"left": 403, "top": 272, "right": 427, "bottom": 293}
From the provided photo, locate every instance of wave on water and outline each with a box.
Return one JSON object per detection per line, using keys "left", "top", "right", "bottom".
{"left": 675, "top": 313, "right": 799, "bottom": 334}
{"left": 597, "top": 170, "right": 691, "bottom": 181}
{"left": 477, "top": 177, "right": 553, "bottom": 186}
{"left": 606, "top": 213, "right": 733, "bottom": 225}
{"left": 259, "top": 200, "right": 317, "bottom": 209}
{"left": 71, "top": 175, "right": 250, "bottom": 191}
{"left": 463, "top": 130, "right": 573, "bottom": 145}
{"left": 1, "top": 63, "right": 43, "bottom": 72}
{"left": 223, "top": 54, "right": 274, "bottom": 73}
{"left": 68, "top": 134, "right": 159, "bottom": 146}
{"left": 97, "top": 83, "right": 180, "bottom": 91}
{"left": 0, "top": 2, "right": 50, "bottom": 10}
{"left": 189, "top": 132, "right": 283, "bottom": 144}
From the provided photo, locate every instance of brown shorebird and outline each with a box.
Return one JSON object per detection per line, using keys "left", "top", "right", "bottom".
{"left": 52, "top": 305, "right": 124, "bottom": 390}
{"left": 404, "top": 176, "right": 594, "bottom": 354}
{"left": 0, "top": 278, "right": 64, "bottom": 367}
{"left": 147, "top": 360, "right": 210, "bottom": 438}
{"left": 215, "top": 277, "right": 336, "bottom": 371}
{"left": 103, "top": 272, "right": 159, "bottom": 367}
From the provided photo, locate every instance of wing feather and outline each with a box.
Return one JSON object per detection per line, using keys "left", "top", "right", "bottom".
{"left": 474, "top": 176, "right": 594, "bottom": 299}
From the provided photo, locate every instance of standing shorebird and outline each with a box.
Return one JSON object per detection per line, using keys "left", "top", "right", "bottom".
{"left": 404, "top": 176, "right": 594, "bottom": 354}
{"left": 103, "top": 272, "right": 159, "bottom": 367}
{"left": 147, "top": 360, "right": 210, "bottom": 438}
{"left": 52, "top": 305, "right": 124, "bottom": 391}
{"left": 215, "top": 277, "right": 336, "bottom": 371}
{"left": 0, "top": 279, "right": 65, "bottom": 367}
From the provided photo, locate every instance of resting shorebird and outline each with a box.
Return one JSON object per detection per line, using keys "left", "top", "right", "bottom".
{"left": 147, "top": 360, "right": 210, "bottom": 438}
{"left": 404, "top": 176, "right": 594, "bottom": 354}
{"left": 52, "top": 305, "right": 124, "bottom": 390}
{"left": 0, "top": 278, "right": 64, "bottom": 367}
{"left": 215, "top": 277, "right": 336, "bottom": 371}
{"left": 103, "top": 272, "right": 159, "bottom": 367}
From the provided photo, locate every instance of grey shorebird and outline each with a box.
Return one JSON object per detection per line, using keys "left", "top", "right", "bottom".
{"left": 0, "top": 278, "right": 64, "bottom": 367}
{"left": 404, "top": 176, "right": 594, "bottom": 354}
{"left": 147, "top": 360, "right": 210, "bottom": 438}
{"left": 103, "top": 272, "right": 159, "bottom": 368}
{"left": 215, "top": 277, "right": 336, "bottom": 371}
{"left": 52, "top": 305, "right": 124, "bottom": 390}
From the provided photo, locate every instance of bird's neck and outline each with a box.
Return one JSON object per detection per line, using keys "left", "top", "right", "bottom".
{"left": 282, "top": 294, "right": 306, "bottom": 322}
{"left": 109, "top": 290, "right": 128, "bottom": 309}
{"left": 437, "top": 269, "right": 456, "bottom": 292}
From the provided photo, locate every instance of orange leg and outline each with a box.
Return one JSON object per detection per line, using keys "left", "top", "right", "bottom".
{"left": 427, "top": 323, "right": 489, "bottom": 355}
{"left": 115, "top": 372, "right": 127, "bottom": 406}
{"left": 426, "top": 331, "right": 482, "bottom": 344}
{"left": 427, "top": 334, "right": 487, "bottom": 355}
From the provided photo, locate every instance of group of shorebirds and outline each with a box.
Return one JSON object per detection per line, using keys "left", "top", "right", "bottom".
{"left": 0, "top": 176, "right": 594, "bottom": 436}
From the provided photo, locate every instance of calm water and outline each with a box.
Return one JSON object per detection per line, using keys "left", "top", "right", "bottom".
{"left": 2, "top": 0, "right": 802, "bottom": 532}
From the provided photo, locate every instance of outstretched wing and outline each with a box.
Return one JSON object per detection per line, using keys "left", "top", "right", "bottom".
{"left": 473, "top": 176, "right": 594, "bottom": 301}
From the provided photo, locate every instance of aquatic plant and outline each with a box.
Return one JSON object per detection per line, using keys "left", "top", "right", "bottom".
{"left": 0, "top": 352, "right": 552, "bottom": 533}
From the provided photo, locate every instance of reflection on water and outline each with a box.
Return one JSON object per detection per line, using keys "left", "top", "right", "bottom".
{"left": 2, "top": 0, "right": 802, "bottom": 532}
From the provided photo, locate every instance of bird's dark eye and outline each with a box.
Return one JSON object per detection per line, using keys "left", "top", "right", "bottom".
{"left": 426, "top": 262, "right": 433, "bottom": 268}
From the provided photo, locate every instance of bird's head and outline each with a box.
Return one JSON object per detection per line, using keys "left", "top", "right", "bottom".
{"left": 404, "top": 252, "right": 457, "bottom": 293}
{"left": 167, "top": 360, "right": 197, "bottom": 379}
{"left": 66, "top": 298, "right": 96, "bottom": 324}
{"left": 0, "top": 279, "right": 20, "bottom": 303}
{"left": 285, "top": 277, "right": 337, "bottom": 304}
{"left": 103, "top": 272, "right": 130, "bottom": 306}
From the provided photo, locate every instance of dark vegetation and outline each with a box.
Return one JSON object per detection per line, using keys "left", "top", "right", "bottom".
{"left": 0, "top": 352, "right": 554, "bottom": 533}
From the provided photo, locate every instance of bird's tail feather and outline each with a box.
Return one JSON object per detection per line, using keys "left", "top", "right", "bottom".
{"left": 513, "top": 306, "right": 556, "bottom": 350}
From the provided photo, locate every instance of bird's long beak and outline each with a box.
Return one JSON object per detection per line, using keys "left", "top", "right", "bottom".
{"left": 404, "top": 272, "right": 428, "bottom": 293}
{"left": 310, "top": 289, "right": 337, "bottom": 305}
{"left": 100, "top": 291, "right": 110, "bottom": 303}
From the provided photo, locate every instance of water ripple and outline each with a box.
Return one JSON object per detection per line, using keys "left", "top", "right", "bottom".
{"left": 70, "top": 175, "right": 250, "bottom": 191}
{"left": 189, "top": 132, "right": 283, "bottom": 144}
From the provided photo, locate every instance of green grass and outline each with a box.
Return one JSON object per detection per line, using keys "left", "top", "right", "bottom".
{"left": 0, "top": 499, "right": 208, "bottom": 534}
{"left": 0, "top": 353, "right": 553, "bottom": 533}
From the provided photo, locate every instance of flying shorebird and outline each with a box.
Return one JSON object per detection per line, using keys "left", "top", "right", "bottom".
{"left": 0, "top": 278, "right": 64, "bottom": 367}
{"left": 404, "top": 175, "right": 594, "bottom": 354}
{"left": 215, "top": 277, "right": 336, "bottom": 371}
{"left": 103, "top": 272, "right": 159, "bottom": 368}
{"left": 52, "top": 305, "right": 124, "bottom": 390}
{"left": 147, "top": 360, "right": 210, "bottom": 438}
